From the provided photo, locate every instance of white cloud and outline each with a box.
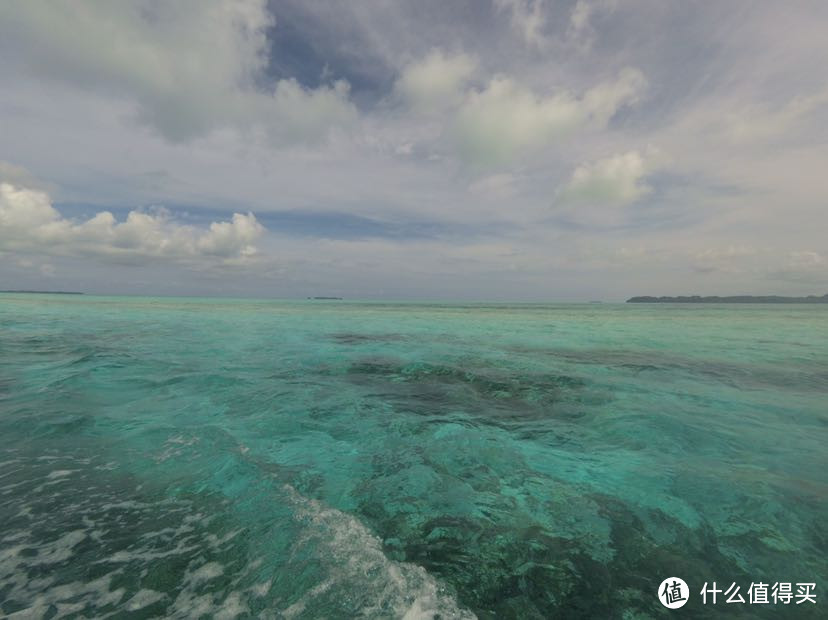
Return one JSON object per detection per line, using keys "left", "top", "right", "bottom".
{"left": 770, "top": 250, "right": 828, "bottom": 283}
{"left": 197, "top": 213, "right": 264, "bottom": 258}
{"left": 692, "top": 246, "right": 756, "bottom": 274}
{"left": 395, "top": 50, "right": 477, "bottom": 113}
{"left": 786, "top": 250, "right": 825, "bottom": 268}
{"left": 467, "top": 173, "right": 518, "bottom": 200}
{"left": 560, "top": 148, "right": 663, "bottom": 206}
{"left": 0, "top": 0, "right": 356, "bottom": 143}
{"left": 580, "top": 68, "right": 648, "bottom": 126}
{"left": 566, "top": 0, "right": 618, "bottom": 50}
{"left": 494, "top": 0, "right": 547, "bottom": 49}
{"left": 724, "top": 87, "right": 828, "bottom": 144}
{"left": 0, "top": 181, "right": 264, "bottom": 265}
{"left": 687, "top": 249, "right": 828, "bottom": 285}
{"left": 452, "top": 68, "right": 646, "bottom": 166}
{"left": 569, "top": 0, "right": 594, "bottom": 36}
{"left": 0, "top": 161, "right": 51, "bottom": 192}
{"left": 1, "top": 3, "right": 827, "bottom": 299}
{"left": 391, "top": 49, "right": 646, "bottom": 167}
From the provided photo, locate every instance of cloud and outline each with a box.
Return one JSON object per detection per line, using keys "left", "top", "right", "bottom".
{"left": 467, "top": 173, "right": 518, "bottom": 200}
{"left": 452, "top": 68, "right": 646, "bottom": 166}
{"left": 0, "top": 161, "right": 51, "bottom": 192}
{"left": 566, "top": 0, "right": 617, "bottom": 50}
{"left": 688, "top": 247, "right": 828, "bottom": 285}
{"left": 264, "top": 79, "right": 357, "bottom": 144}
{"left": 2, "top": 3, "right": 828, "bottom": 299}
{"left": 724, "top": 87, "right": 828, "bottom": 144}
{"left": 691, "top": 245, "right": 756, "bottom": 274}
{"left": 395, "top": 49, "right": 476, "bottom": 113}
{"left": 494, "top": 0, "right": 546, "bottom": 49}
{"left": 559, "top": 148, "right": 663, "bottom": 206}
{"left": 568, "top": 0, "right": 594, "bottom": 39}
{"left": 786, "top": 250, "right": 826, "bottom": 268}
{"left": 767, "top": 250, "right": 828, "bottom": 284}
{"left": 0, "top": 181, "right": 264, "bottom": 265}
{"left": 392, "top": 51, "right": 646, "bottom": 168}
{"left": 197, "top": 213, "right": 264, "bottom": 258}
{"left": 0, "top": 0, "right": 356, "bottom": 143}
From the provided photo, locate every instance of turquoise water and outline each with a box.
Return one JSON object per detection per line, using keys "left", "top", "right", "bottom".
{"left": 0, "top": 294, "right": 825, "bottom": 618}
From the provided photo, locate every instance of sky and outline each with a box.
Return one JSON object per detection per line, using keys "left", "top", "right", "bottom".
{"left": 1, "top": 0, "right": 826, "bottom": 301}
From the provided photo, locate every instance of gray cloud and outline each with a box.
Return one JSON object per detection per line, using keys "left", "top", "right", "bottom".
{"left": 0, "top": 1, "right": 826, "bottom": 299}
{"left": 0, "top": 0, "right": 356, "bottom": 143}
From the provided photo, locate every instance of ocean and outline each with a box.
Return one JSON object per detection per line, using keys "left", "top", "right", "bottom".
{"left": 0, "top": 294, "right": 825, "bottom": 618}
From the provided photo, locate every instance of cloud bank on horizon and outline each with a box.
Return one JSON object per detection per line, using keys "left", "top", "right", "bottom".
{"left": 0, "top": 0, "right": 826, "bottom": 299}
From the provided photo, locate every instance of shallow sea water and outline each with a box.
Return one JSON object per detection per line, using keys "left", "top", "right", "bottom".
{"left": 0, "top": 294, "right": 825, "bottom": 618}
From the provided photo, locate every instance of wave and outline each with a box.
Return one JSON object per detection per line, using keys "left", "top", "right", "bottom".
{"left": 282, "top": 484, "right": 476, "bottom": 619}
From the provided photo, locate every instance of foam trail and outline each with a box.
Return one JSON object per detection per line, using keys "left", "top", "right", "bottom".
{"left": 282, "top": 484, "right": 477, "bottom": 619}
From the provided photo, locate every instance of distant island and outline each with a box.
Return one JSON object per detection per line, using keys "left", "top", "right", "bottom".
{"left": 0, "top": 290, "right": 84, "bottom": 295}
{"left": 307, "top": 296, "right": 343, "bottom": 300}
{"left": 627, "top": 294, "right": 828, "bottom": 303}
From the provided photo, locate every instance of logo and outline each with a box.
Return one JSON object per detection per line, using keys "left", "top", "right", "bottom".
{"left": 659, "top": 577, "right": 689, "bottom": 609}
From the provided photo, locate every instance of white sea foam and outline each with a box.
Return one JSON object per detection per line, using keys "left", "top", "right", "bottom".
{"left": 206, "top": 527, "right": 243, "bottom": 549}
{"left": 1, "top": 529, "right": 29, "bottom": 543}
{"left": 4, "top": 572, "right": 125, "bottom": 619}
{"left": 97, "top": 536, "right": 200, "bottom": 564}
{"left": 125, "top": 588, "right": 166, "bottom": 611}
{"left": 249, "top": 578, "right": 271, "bottom": 597}
{"left": 155, "top": 435, "right": 200, "bottom": 463}
{"left": 2, "top": 452, "right": 473, "bottom": 618}
{"left": 188, "top": 560, "right": 224, "bottom": 584}
{"left": 282, "top": 484, "right": 476, "bottom": 619}
{"left": 214, "top": 591, "right": 249, "bottom": 620}
{"left": 47, "top": 469, "right": 75, "bottom": 479}
{"left": 168, "top": 587, "right": 250, "bottom": 620}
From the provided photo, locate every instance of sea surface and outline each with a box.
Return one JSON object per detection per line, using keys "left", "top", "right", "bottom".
{"left": 0, "top": 294, "right": 825, "bottom": 618}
